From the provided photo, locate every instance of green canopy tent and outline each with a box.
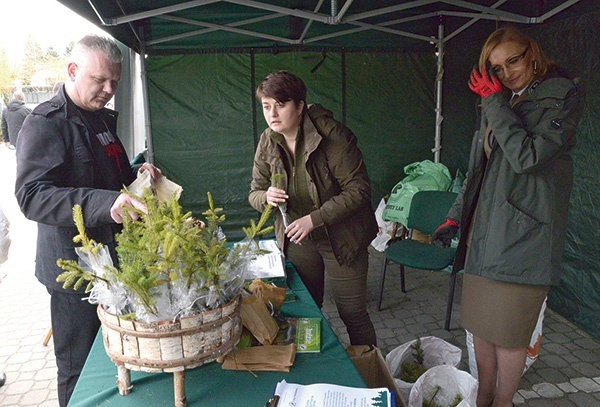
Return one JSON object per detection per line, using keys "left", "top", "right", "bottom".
{"left": 56, "top": 0, "right": 600, "bottom": 339}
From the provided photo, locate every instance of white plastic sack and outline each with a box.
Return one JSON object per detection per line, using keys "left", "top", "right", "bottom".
{"left": 466, "top": 297, "right": 546, "bottom": 379}
{"left": 408, "top": 365, "right": 478, "bottom": 407}
{"left": 386, "top": 336, "right": 462, "bottom": 404}
{"left": 371, "top": 197, "right": 404, "bottom": 252}
{"left": 0, "top": 207, "right": 10, "bottom": 265}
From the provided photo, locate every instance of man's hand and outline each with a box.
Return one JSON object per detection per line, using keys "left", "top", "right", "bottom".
{"left": 139, "top": 163, "right": 162, "bottom": 183}
{"left": 431, "top": 218, "right": 459, "bottom": 248}
{"left": 110, "top": 193, "right": 147, "bottom": 224}
{"left": 285, "top": 215, "right": 314, "bottom": 245}
{"left": 468, "top": 67, "right": 503, "bottom": 98}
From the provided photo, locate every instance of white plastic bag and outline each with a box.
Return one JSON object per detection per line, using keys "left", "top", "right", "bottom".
{"left": 371, "top": 197, "right": 404, "bottom": 252}
{"left": 466, "top": 297, "right": 546, "bottom": 379}
{"left": 0, "top": 207, "right": 10, "bottom": 265}
{"left": 408, "top": 365, "right": 477, "bottom": 407}
{"left": 385, "top": 336, "right": 462, "bottom": 404}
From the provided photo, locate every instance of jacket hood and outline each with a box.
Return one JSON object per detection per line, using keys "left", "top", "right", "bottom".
{"left": 7, "top": 100, "right": 26, "bottom": 111}
{"left": 307, "top": 103, "right": 333, "bottom": 121}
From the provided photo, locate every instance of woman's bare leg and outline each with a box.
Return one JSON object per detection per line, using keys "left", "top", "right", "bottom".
{"left": 473, "top": 335, "right": 497, "bottom": 407}
{"left": 493, "top": 346, "right": 526, "bottom": 407}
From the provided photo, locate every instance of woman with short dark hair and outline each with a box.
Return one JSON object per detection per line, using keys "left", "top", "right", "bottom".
{"left": 249, "top": 70, "right": 378, "bottom": 346}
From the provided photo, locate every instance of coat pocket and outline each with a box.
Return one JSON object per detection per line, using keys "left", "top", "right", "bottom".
{"left": 483, "top": 199, "right": 548, "bottom": 276}
{"left": 75, "top": 144, "right": 94, "bottom": 162}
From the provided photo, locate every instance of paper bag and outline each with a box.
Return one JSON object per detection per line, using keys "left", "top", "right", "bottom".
{"left": 347, "top": 345, "right": 406, "bottom": 407}
{"left": 221, "top": 344, "right": 296, "bottom": 372}
{"left": 126, "top": 169, "right": 183, "bottom": 202}
{"left": 248, "top": 279, "right": 286, "bottom": 311}
{"left": 240, "top": 295, "right": 279, "bottom": 345}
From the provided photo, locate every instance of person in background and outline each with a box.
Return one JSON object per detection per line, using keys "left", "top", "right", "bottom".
{"left": 0, "top": 99, "right": 6, "bottom": 148}
{"left": 53, "top": 81, "right": 64, "bottom": 95}
{"left": 249, "top": 71, "right": 378, "bottom": 346}
{"left": 15, "top": 34, "right": 162, "bottom": 407}
{"left": 1, "top": 91, "right": 32, "bottom": 149}
{"left": 432, "top": 27, "right": 583, "bottom": 407}
{"left": 0, "top": 205, "right": 10, "bottom": 388}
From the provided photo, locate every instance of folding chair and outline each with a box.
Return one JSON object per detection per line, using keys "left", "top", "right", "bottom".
{"left": 377, "top": 190, "right": 459, "bottom": 331}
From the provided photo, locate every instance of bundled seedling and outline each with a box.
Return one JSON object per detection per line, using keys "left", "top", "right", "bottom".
{"left": 57, "top": 190, "right": 273, "bottom": 322}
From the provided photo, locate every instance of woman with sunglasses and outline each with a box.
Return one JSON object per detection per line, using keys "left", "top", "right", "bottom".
{"left": 432, "top": 27, "right": 583, "bottom": 407}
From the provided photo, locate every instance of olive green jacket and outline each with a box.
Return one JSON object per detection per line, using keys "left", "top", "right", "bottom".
{"left": 249, "top": 104, "right": 377, "bottom": 265}
{"left": 448, "top": 69, "right": 583, "bottom": 285}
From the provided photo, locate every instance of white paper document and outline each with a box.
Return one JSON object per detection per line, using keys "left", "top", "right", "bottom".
{"left": 243, "top": 239, "right": 286, "bottom": 279}
{"left": 273, "top": 380, "right": 395, "bottom": 407}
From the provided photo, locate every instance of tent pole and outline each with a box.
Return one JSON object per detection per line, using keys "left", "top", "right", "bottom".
{"left": 138, "top": 28, "right": 155, "bottom": 165}
{"left": 433, "top": 21, "right": 444, "bottom": 163}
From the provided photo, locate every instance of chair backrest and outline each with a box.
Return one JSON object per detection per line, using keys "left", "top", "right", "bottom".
{"left": 406, "top": 190, "right": 458, "bottom": 235}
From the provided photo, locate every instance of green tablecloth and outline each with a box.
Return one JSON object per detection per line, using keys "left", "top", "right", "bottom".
{"left": 68, "top": 266, "right": 366, "bottom": 406}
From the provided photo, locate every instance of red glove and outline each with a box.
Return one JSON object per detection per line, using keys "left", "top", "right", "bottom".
{"left": 468, "top": 67, "right": 503, "bottom": 98}
{"left": 431, "top": 218, "right": 459, "bottom": 248}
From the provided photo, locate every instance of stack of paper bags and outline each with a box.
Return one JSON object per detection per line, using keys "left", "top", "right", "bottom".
{"left": 221, "top": 344, "right": 296, "bottom": 372}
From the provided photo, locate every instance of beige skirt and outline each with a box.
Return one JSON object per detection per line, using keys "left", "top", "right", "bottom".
{"left": 460, "top": 273, "right": 549, "bottom": 348}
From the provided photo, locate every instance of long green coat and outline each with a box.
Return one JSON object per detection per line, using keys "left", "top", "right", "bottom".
{"left": 448, "top": 68, "right": 583, "bottom": 286}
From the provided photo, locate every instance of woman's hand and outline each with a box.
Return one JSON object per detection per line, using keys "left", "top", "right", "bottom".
{"left": 266, "top": 186, "right": 288, "bottom": 207}
{"left": 468, "top": 67, "right": 503, "bottom": 98}
{"left": 286, "top": 215, "right": 314, "bottom": 244}
{"left": 139, "top": 163, "right": 162, "bottom": 182}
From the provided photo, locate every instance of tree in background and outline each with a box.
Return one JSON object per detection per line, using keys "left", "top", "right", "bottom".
{"left": 20, "top": 36, "right": 45, "bottom": 85}
{"left": 14, "top": 37, "right": 69, "bottom": 88}
{"left": 0, "top": 49, "right": 17, "bottom": 105}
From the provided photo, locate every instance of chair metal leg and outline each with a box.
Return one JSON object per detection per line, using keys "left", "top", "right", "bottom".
{"left": 445, "top": 271, "right": 458, "bottom": 331}
{"left": 377, "top": 254, "right": 389, "bottom": 311}
{"left": 400, "top": 265, "right": 406, "bottom": 293}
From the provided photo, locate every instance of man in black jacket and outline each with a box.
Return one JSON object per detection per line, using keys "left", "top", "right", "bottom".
{"left": 15, "top": 34, "right": 161, "bottom": 407}
{"left": 1, "top": 91, "right": 31, "bottom": 149}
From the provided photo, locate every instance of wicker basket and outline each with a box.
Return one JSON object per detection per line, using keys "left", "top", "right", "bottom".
{"left": 97, "top": 295, "right": 242, "bottom": 406}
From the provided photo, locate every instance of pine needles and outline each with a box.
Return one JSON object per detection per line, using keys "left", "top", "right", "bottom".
{"left": 56, "top": 190, "right": 273, "bottom": 319}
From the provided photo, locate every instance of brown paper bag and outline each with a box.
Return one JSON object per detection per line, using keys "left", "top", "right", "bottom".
{"left": 411, "top": 229, "right": 431, "bottom": 244}
{"left": 248, "top": 279, "right": 286, "bottom": 311}
{"left": 347, "top": 345, "right": 406, "bottom": 407}
{"left": 240, "top": 295, "right": 279, "bottom": 345}
{"left": 221, "top": 344, "right": 296, "bottom": 372}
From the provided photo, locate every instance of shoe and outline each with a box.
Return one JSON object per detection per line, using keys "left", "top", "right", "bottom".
{"left": 8, "top": 145, "right": 15, "bottom": 150}
{"left": 0, "top": 371, "right": 6, "bottom": 387}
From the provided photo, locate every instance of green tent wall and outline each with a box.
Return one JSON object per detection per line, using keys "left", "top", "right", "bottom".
{"left": 145, "top": 50, "right": 437, "bottom": 236}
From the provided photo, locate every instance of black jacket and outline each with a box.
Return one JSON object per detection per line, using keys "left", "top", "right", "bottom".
{"left": 1, "top": 99, "right": 31, "bottom": 145}
{"left": 15, "top": 87, "right": 136, "bottom": 292}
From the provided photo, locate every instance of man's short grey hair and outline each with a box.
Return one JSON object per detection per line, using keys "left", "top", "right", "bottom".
{"left": 73, "top": 34, "right": 123, "bottom": 64}
{"left": 12, "top": 91, "right": 25, "bottom": 101}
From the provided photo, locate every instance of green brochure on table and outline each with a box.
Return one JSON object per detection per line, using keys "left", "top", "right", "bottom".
{"left": 274, "top": 317, "right": 321, "bottom": 353}
{"left": 296, "top": 317, "right": 321, "bottom": 353}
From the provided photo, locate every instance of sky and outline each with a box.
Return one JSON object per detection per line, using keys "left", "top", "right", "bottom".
{"left": 0, "top": 0, "right": 108, "bottom": 66}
